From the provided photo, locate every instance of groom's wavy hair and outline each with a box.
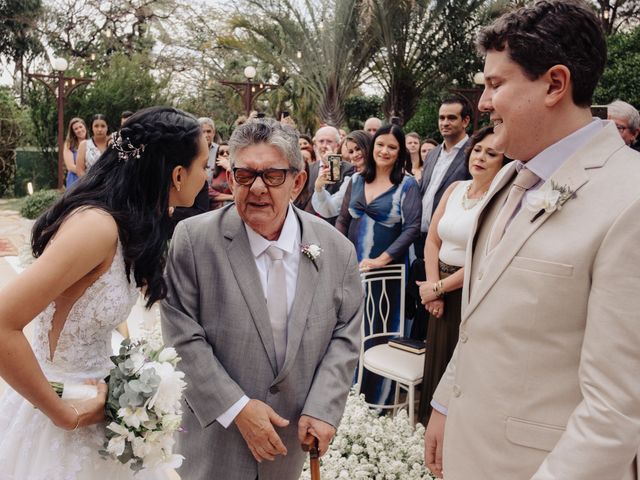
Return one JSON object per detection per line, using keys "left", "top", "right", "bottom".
{"left": 477, "top": 0, "right": 606, "bottom": 108}
{"left": 32, "top": 106, "right": 202, "bottom": 307}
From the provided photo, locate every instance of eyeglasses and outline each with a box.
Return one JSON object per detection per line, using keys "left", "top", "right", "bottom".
{"left": 218, "top": 150, "right": 230, "bottom": 156}
{"left": 232, "top": 167, "right": 298, "bottom": 187}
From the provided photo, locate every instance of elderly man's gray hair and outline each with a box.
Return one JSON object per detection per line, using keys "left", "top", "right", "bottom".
{"left": 198, "top": 117, "right": 215, "bottom": 129}
{"left": 229, "top": 118, "right": 304, "bottom": 171}
{"left": 607, "top": 100, "right": 640, "bottom": 131}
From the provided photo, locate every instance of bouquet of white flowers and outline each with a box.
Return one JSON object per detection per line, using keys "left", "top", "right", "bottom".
{"left": 300, "top": 391, "right": 438, "bottom": 480}
{"left": 51, "top": 337, "right": 186, "bottom": 473}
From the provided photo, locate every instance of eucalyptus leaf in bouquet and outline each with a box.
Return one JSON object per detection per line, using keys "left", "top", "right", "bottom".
{"left": 51, "top": 336, "right": 186, "bottom": 473}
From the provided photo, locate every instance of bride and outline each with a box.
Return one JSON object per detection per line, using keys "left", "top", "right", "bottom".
{"left": 0, "top": 106, "right": 208, "bottom": 479}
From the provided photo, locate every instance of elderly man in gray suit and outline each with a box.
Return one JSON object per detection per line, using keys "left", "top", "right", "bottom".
{"left": 161, "top": 118, "right": 363, "bottom": 480}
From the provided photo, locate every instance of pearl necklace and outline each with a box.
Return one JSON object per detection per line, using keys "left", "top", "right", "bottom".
{"left": 461, "top": 183, "right": 487, "bottom": 210}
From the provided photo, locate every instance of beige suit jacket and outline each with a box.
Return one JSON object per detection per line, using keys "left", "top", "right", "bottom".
{"left": 433, "top": 123, "right": 640, "bottom": 479}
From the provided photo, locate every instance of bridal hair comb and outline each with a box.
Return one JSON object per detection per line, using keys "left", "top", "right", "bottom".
{"left": 111, "top": 131, "right": 145, "bottom": 161}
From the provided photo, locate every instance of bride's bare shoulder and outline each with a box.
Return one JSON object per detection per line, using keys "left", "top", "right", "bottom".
{"left": 53, "top": 207, "right": 118, "bottom": 248}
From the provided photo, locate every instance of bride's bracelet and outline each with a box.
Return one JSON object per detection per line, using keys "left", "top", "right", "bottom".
{"left": 432, "top": 280, "right": 445, "bottom": 298}
{"left": 69, "top": 404, "right": 80, "bottom": 431}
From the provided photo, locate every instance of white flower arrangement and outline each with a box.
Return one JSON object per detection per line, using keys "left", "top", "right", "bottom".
{"left": 300, "top": 391, "right": 438, "bottom": 480}
{"left": 51, "top": 337, "right": 186, "bottom": 473}
{"left": 301, "top": 243, "right": 322, "bottom": 270}
{"left": 526, "top": 181, "right": 574, "bottom": 222}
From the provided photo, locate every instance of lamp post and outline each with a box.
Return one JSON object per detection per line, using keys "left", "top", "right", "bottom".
{"left": 450, "top": 72, "right": 487, "bottom": 133}
{"left": 220, "top": 66, "right": 279, "bottom": 117}
{"left": 27, "top": 58, "right": 93, "bottom": 189}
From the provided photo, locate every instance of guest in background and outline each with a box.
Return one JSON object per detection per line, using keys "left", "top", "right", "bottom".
{"left": 421, "top": 138, "right": 438, "bottom": 164}
{"left": 312, "top": 130, "right": 370, "bottom": 219}
{"left": 199, "top": 117, "right": 219, "bottom": 179}
{"left": 607, "top": 99, "right": 639, "bottom": 147}
{"left": 306, "top": 126, "right": 354, "bottom": 224}
{"left": 364, "top": 117, "right": 382, "bottom": 136}
{"left": 336, "top": 124, "right": 421, "bottom": 406}
{"left": 76, "top": 114, "right": 109, "bottom": 176}
{"left": 417, "top": 126, "right": 506, "bottom": 423}
{"left": 311, "top": 130, "right": 371, "bottom": 218}
{"left": 406, "top": 132, "right": 423, "bottom": 181}
{"left": 299, "top": 134, "right": 313, "bottom": 152}
{"left": 63, "top": 117, "right": 88, "bottom": 188}
{"left": 208, "top": 142, "right": 233, "bottom": 210}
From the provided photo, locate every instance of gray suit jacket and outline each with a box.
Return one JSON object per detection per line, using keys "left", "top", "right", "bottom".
{"left": 419, "top": 140, "right": 472, "bottom": 222}
{"left": 161, "top": 205, "right": 363, "bottom": 480}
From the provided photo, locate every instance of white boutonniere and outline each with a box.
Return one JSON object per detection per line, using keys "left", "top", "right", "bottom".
{"left": 526, "top": 181, "right": 575, "bottom": 223}
{"left": 301, "top": 243, "right": 322, "bottom": 270}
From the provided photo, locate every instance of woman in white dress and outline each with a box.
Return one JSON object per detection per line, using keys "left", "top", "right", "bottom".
{"left": 0, "top": 106, "right": 209, "bottom": 480}
{"left": 416, "top": 126, "right": 507, "bottom": 423}
{"left": 76, "top": 114, "right": 109, "bottom": 176}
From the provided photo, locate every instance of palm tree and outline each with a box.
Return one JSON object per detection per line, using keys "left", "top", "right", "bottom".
{"left": 367, "top": 0, "right": 496, "bottom": 125}
{"left": 221, "top": 0, "right": 379, "bottom": 127}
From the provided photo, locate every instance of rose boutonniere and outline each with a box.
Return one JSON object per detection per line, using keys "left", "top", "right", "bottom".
{"left": 301, "top": 244, "right": 322, "bottom": 270}
{"left": 527, "top": 181, "right": 575, "bottom": 223}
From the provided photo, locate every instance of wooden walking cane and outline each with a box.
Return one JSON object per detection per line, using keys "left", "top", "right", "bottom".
{"left": 308, "top": 437, "right": 321, "bottom": 480}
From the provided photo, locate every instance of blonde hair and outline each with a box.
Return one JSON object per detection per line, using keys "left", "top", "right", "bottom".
{"left": 65, "top": 117, "right": 88, "bottom": 151}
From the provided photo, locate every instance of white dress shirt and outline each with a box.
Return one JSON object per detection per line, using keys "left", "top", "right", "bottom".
{"left": 216, "top": 204, "right": 301, "bottom": 427}
{"left": 430, "top": 118, "right": 605, "bottom": 416}
{"left": 421, "top": 135, "right": 468, "bottom": 232}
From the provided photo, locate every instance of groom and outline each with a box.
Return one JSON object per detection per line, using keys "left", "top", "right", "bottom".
{"left": 425, "top": 1, "right": 640, "bottom": 479}
{"left": 161, "top": 118, "right": 363, "bottom": 479}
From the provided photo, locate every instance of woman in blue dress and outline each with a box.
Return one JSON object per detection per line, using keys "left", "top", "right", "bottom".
{"left": 63, "top": 117, "right": 88, "bottom": 188}
{"left": 336, "top": 123, "right": 422, "bottom": 406}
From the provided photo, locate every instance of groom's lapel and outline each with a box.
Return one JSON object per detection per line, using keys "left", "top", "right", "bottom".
{"left": 463, "top": 126, "right": 624, "bottom": 321}
{"left": 275, "top": 208, "right": 320, "bottom": 383}
{"left": 223, "top": 209, "right": 278, "bottom": 377}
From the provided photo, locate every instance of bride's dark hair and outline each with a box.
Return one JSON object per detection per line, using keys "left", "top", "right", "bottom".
{"left": 32, "top": 106, "right": 202, "bottom": 307}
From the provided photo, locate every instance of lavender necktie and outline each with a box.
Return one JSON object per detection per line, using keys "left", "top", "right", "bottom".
{"left": 487, "top": 168, "right": 540, "bottom": 252}
{"left": 266, "top": 245, "right": 287, "bottom": 371}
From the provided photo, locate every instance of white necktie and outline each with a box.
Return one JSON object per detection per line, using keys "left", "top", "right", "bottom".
{"left": 487, "top": 168, "right": 540, "bottom": 252}
{"left": 266, "top": 245, "right": 288, "bottom": 371}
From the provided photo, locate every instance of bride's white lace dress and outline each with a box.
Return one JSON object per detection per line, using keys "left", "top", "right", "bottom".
{"left": 0, "top": 243, "right": 168, "bottom": 480}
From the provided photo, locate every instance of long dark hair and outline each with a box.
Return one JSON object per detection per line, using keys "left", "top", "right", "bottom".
{"left": 32, "top": 106, "right": 202, "bottom": 307}
{"left": 362, "top": 124, "right": 408, "bottom": 185}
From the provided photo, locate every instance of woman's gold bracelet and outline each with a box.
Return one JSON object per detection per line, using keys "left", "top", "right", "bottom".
{"left": 70, "top": 404, "right": 80, "bottom": 431}
{"left": 432, "top": 280, "right": 445, "bottom": 298}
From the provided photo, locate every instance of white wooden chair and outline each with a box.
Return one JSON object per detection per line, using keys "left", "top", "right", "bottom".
{"left": 356, "top": 264, "right": 424, "bottom": 425}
